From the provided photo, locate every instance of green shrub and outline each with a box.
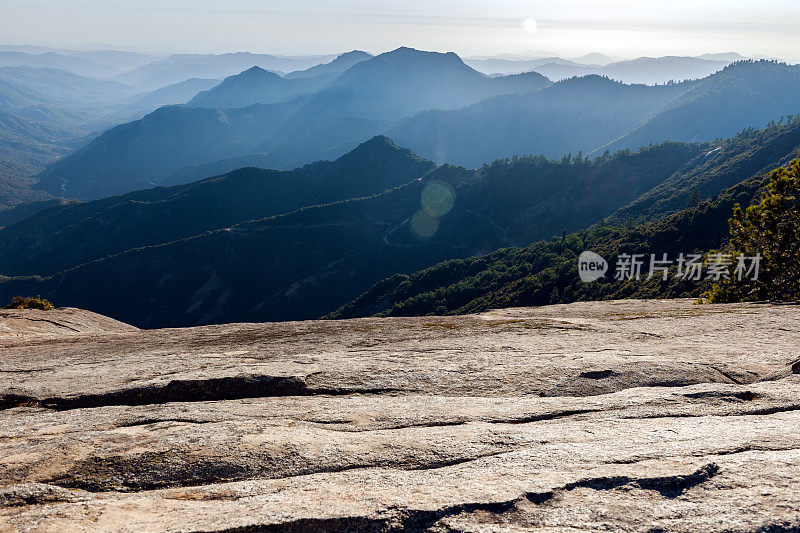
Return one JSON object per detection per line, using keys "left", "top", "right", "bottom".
{"left": 6, "top": 296, "right": 55, "bottom": 311}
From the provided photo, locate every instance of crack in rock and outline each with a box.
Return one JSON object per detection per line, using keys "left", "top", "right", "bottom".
{"left": 0, "top": 375, "right": 401, "bottom": 411}
{"left": 561, "top": 462, "right": 719, "bottom": 498}
{"left": 199, "top": 464, "right": 721, "bottom": 532}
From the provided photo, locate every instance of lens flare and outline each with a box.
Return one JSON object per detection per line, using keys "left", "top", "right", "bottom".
{"left": 421, "top": 181, "right": 455, "bottom": 218}
{"left": 410, "top": 210, "right": 439, "bottom": 240}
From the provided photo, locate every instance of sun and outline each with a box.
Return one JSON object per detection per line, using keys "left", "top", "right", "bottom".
{"left": 522, "top": 18, "right": 538, "bottom": 35}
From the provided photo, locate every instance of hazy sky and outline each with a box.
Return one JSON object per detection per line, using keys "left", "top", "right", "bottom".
{"left": 3, "top": 0, "right": 798, "bottom": 60}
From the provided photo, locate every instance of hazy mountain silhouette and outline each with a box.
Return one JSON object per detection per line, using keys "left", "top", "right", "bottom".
{"left": 122, "top": 78, "right": 221, "bottom": 114}
{"left": 290, "top": 47, "right": 547, "bottom": 121}
{"left": 605, "top": 61, "right": 800, "bottom": 152}
{"left": 187, "top": 67, "right": 320, "bottom": 108}
{"left": 572, "top": 53, "right": 617, "bottom": 65}
{"left": 0, "top": 51, "right": 120, "bottom": 79}
{"left": 27, "top": 57, "right": 800, "bottom": 202}
{"left": 240, "top": 48, "right": 553, "bottom": 168}
{"left": 388, "top": 75, "right": 691, "bottom": 167}
{"left": 33, "top": 47, "right": 551, "bottom": 199}
{"left": 189, "top": 51, "right": 373, "bottom": 108}
{"left": 529, "top": 56, "right": 730, "bottom": 84}
{"left": 34, "top": 99, "right": 307, "bottom": 198}
{"left": 0, "top": 47, "right": 157, "bottom": 75}
{"left": 465, "top": 57, "right": 583, "bottom": 75}
{"left": 0, "top": 66, "right": 132, "bottom": 112}
{"left": 698, "top": 52, "right": 749, "bottom": 62}
{"left": 388, "top": 61, "right": 800, "bottom": 168}
{"left": 465, "top": 55, "right": 733, "bottom": 83}
{"left": 284, "top": 50, "right": 373, "bottom": 79}
{"left": 112, "top": 52, "right": 337, "bottom": 91}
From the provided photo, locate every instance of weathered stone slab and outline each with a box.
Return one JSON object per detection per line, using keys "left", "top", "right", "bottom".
{"left": 1, "top": 300, "right": 798, "bottom": 531}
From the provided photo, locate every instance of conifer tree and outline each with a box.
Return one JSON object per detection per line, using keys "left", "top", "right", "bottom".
{"left": 707, "top": 156, "right": 800, "bottom": 301}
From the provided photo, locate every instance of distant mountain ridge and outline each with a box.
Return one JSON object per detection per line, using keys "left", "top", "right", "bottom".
{"left": 603, "top": 60, "right": 800, "bottom": 153}
{"left": 284, "top": 50, "right": 373, "bottom": 79}
{"left": 122, "top": 78, "right": 221, "bottom": 115}
{"left": 388, "top": 74, "right": 692, "bottom": 166}
{"left": 388, "top": 60, "right": 800, "bottom": 167}
{"left": 187, "top": 50, "right": 372, "bottom": 108}
{"left": 11, "top": 50, "right": 799, "bottom": 211}
{"left": 187, "top": 67, "right": 318, "bottom": 108}
{"left": 532, "top": 56, "right": 731, "bottom": 85}
{"left": 466, "top": 54, "right": 736, "bottom": 84}
{"left": 112, "top": 52, "right": 338, "bottom": 91}
{"left": 34, "top": 47, "right": 552, "bottom": 199}
{"left": 35, "top": 99, "right": 309, "bottom": 198}
{"left": 0, "top": 51, "right": 120, "bottom": 79}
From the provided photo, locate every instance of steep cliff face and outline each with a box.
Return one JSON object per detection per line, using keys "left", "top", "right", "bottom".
{"left": 1, "top": 299, "right": 799, "bottom": 531}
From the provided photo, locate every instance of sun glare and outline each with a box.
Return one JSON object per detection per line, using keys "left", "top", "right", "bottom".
{"left": 522, "top": 17, "right": 538, "bottom": 35}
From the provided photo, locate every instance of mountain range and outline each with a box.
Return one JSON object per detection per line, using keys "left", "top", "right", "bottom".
{"left": 0, "top": 51, "right": 123, "bottom": 79}
{"left": 1, "top": 44, "right": 799, "bottom": 328}
{"left": 465, "top": 55, "right": 738, "bottom": 84}
{"left": 389, "top": 61, "right": 800, "bottom": 167}
{"left": 30, "top": 51, "right": 800, "bottom": 202}
{"left": 121, "top": 78, "right": 221, "bottom": 115}
{"left": 187, "top": 51, "right": 371, "bottom": 108}
{"left": 111, "top": 52, "right": 338, "bottom": 91}
{"left": 0, "top": 46, "right": 790, "bottom": 202}
{"left": 4, "top": 116, "right": 798, "bottom": 327}
{"left": 33, "top": 48, "right": 552, "bottom": 199}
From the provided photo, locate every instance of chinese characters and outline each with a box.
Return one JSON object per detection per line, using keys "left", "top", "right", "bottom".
{"left": 610, "top": 253, "right": 761, "bottom": 281}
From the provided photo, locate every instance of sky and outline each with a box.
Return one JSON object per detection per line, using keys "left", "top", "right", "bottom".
{"left": 2, "top": 0, "right": 799, "bottom": 61}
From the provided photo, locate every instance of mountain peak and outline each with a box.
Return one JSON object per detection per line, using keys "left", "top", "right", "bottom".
{"left": 338, "top": 135, "right": 410, "bottom": 160}
{"left": 383, "top": 47, "right": 461, "bottom": 61}
{"left": 334, "top": 50, "right": 372, "bottom": 63}
{"left": 239, "top": 65, "right": 280, "bottom": 77}
{"left": 354, "top": 47, "right": 474, "bottom": 76}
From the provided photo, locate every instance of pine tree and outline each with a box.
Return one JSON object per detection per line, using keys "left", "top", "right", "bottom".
{"left": 707, "top": 156, "right": 800, "bottom": 302}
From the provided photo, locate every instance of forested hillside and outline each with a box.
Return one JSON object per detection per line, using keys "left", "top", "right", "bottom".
{"left": 0, "top": 129, "right": 777, "bottom": 327}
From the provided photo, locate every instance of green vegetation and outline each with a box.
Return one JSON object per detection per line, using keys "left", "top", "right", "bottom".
{"left": 609, "top": 115, "right": 800, "bottom": 223}
{"left": 328, "top": 120, "right": 800, "bottom": 319}
{"left": 6, "top": 295, "right": 54, "bottom": 311}
{"left": 329, "top": 160, "right": 771, "bottom": 319}
{"left": 707, "top": 156, "right": 800, "bottom": 302}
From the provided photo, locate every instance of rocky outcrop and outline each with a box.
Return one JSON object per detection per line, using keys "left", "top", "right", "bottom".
{"left": 1, "top": 299, "right": 799, "bottom": 531}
